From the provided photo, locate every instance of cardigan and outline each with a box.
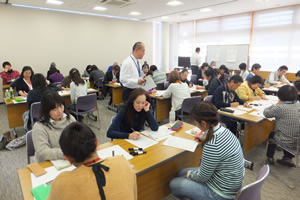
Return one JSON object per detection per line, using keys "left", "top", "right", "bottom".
{"left": 107, "top": 107, "right": 159, "bottom": 139}
{"left": 70, "top": 81, "right": 88, "bottom": 104}
{"left": 188, "top": 124, "right": 244, "bottom": 199}
{"left": 235, "top": 81, "right": 265, "bottom": 101}
{"left": 15, "top": 77, "right": 32, "bottom": 94}
{"left": 48, "top": 156, "right": 137, "bottom": 200}
{"left": 263, "top": 102, "right": 300, "bottom": 149}
{"left": 163, "top": 82, "right": 191, "bottom": 111}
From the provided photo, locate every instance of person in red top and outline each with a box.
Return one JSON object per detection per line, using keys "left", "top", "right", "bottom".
{"left": 1, "top": 61, "right": 20, "bottom": 85}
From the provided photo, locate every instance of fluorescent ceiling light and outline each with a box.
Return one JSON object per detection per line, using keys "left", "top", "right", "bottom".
{"left": 255, "top": 0, "right": 269, "bottom": 2}
{"left": 46, "top": 0, "right": 64, "bottom": 5}
{"left": 93, "top": 6, "right": 107, "bottom": 11}
{"left": 200, "top": 8, "right": 212, "bottom": 12}
{"left": 129, "top": 11, "right": 141, "bottom": 16}
{"left": 166, "top": 1, "right": 184, "bottom": 6}
{"left": 161, "top": 16, "right": 170, "bottom": 19}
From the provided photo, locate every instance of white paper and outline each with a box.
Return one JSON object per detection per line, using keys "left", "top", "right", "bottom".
{"left": 58, "top": 90, "right": 70, "bottom": 95}
{"left": 97, "top": 145, "right": 133, "bottom": 160}
{"left": 263, "top": 87, "right": 278, "bottom": 92}
{"left": 189, "top": 85, "right": 206, "bottom": 93}
{"left": 163, "top": 135, "right": 198, "bottom": 152}
{"left": 185, "top": 127, "right": 201, "bottom": 136}
{"left": 155, "top": 90, "right": 166, "bottom": 97}
{"left": 222, "top": 108, "right": 247, "bottom": 115}
{"left": 87, "top": 88, "right": 97, "bottom": 93}
{"left": 125, "top": 134, "right": 158, "bottom": 149}
{"left": 114, "top": 82, "right": 121, "bottom": 86}
{"left": 141, "top": 76, "right": 157, "bottom": 91}
{"left": 249, "top": 110, "right": 275, "bottom": 121}
{"left": 142, "top": 126, "right": 175, "bottom": 141}
{"left": 51, "top": 159, "right": 71, "bottom": 170}
{"left": 235, "top": 105, "right": 254, "bottom": 112}
{"left": 226, "top": 48, "right": 237, "bottom": 62}
{"left": 31, "top": 165, "right": 75, "bottom": 188}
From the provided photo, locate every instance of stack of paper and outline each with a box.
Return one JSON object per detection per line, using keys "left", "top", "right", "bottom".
{"left": 97, "top": 145, "right": 133, "bottom": 160}
{"left": 155, "top": 90, "right": 166, "bottom": 97}
{"left": 163, "top": 135, "right": 198, "bottom": 152}
{"left": 125, "top": 135, "right": 158, "bottom": 149}
{"left": 50, "top": 159, "right": 71, "bottom": 170}
{"left": 142, "top": 126, "right": 175, "bottom": 141}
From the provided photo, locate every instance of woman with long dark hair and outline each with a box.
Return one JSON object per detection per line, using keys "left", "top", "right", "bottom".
{"left": 107, "top": 88, "right": 158, "bottom": 140}
{"left": 32, "top": 90, "right": 76, "bottom": 162}
{"left": 15, "top": 66, "right": 34, "bottom": 97}
{"left": 170, "top": 102, "right": 244, "bottom": 200}
{"left": 68, "top": 68, "right": 87, "bottom": 111}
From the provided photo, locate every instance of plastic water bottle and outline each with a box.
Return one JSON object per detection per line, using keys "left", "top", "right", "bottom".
{"left": 87, "top": 80, "right": 90, "bottom": 89}
{"left": 9, "top": 87, "right": 14, "bottom": 99}
{"left": 5, "top": 89, "right": 10, "bottom": 101}
{"left": 203, "top": 79, "right": 208, "bottom": 86}
{"left": 169, "top": 108, "right": 176, "bottom": 125}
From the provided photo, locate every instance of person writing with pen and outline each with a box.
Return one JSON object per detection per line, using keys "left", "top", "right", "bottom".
{"left": 15, "top": 66, "right": 34, "bottom": 97}
{"left": 107, "top": 88, "right": 158, "bottom": 140}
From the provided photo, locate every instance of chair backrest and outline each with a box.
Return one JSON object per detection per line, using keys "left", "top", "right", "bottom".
{"left": 98, "top": 78, "right": 104, "bottom": 88}
{"left": 164, "top": 82, "right": 169, "bottom": 90}
{"left": 26, "top": 130, "right": 35, "bottom": 164}
{"left": 235, "top": 165, "right": 270, "bottom": 200}
{"left": 156, "top": 82, "right": 164, "bottom": 90}
{"left": 30, "top": 102, "right": 41, "bottom": 125}
{"left": 190, "top": 74, "right": 198, "bottom": 85}
{"left": 166, "top": 73, "right": 169, "bottom": 80}
{"left": 204, "top": 95, "right": 213, "bottom": 102}
{"left": 76, "top": 93, "right": 97, "bottom": 112}
{"left": 181, "top": 96, "right": 202, "bottom": 114}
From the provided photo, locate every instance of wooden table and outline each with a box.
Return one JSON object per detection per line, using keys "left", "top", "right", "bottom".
{"left": 18, "top": 122, "right": 202, "bottom": 200}
{"left": 4, "top": 89, "right": 98, "bottom": 129}
{"left": 106, "top": 84, "right": 123, "bottom": 105}
{"left": 218, "top": 109, "right": 275, "bottom": 153}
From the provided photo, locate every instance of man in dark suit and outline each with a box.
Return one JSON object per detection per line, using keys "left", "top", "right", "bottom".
{"left": 103, "top": 65, "right": 120, "bottom": 105}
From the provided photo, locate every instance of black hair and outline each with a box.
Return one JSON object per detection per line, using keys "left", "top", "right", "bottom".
{"left": 90, "top": 65, "right": 98, "bottom": 71}
{"left": 201, "top": 62, "right": 209, "bottom": 70}
{"left": 85, "top": 65, "right": 92, "bottom": 74}
{"left": 142, "top": 63, "right": 149, "bottom": 69}
{"left": 278, "top": 85, "right": 297, "bottom": 101}
{"left": 229, "top": 75, "right": 243, "bottom": 84}
{"left": 181, "top": 69, "right": 189, "bottom": 74}
{"left": 239, "top": 63, "right": 247, "bottom": 70}
{"left": 248, "top": 75, "right": 264, "bottom": 85}
{"left": 48, "top": 66, "right": 58, "bottom": 76}
{"left": 2, "top": 61, "right": 11, "bottom": 68}
{"left": 204, "top": 68, "right": 215, "bottom": 79}
{"left": 251, "top": 63, "right": 261, "bottom": 71}
{"left": 32, "top": 74, "right": 47, "bottom": 89}
{"left": 60, "top": 122, "right": 97, "bottom": 163}
{"left": 39, "top": 90, "right": 70, "bottom": 129}
{"left": 113, "top": 65, "right": 120, "bottom": 72}
{"left": 69, "top": 68, "right": 85, "bottom": 86}
{"left": 124, "top": 88, "right": 151, "bottom": 128}
{"left": 132, "top": 42, "right": 143, "bottom": 52}
{"left": 20, "top": 66, "right": 34, "bottom": 79}
{"left": 219, "top": 65, "right": 229, "bottom": 74}
{"left": 190, "top": 102, "right": 220, "bottom": 144}
{"left": 150, "top": 65, "right": 157, "bottom": 72}
{"left": 278, "top": 65, "right": 288, "bottom": 71}
{"left": 146, "top": 71, "right": 153, "bottom": 76}
{"left": 294, "top": 79, "right": 300, "bottom": 92}
{"left": 296, "top": 71, "right": 300, "bottom": 77}
{"left": 195, "top": 47, "right": 200, "bottom": 52}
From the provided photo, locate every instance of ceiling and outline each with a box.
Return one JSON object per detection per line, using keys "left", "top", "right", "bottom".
{"left": 1, "top": 0, "right": 300, "bottom": 22}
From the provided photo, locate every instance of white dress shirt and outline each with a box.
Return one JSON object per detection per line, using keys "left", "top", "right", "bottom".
{"left": 240, "top": 70, "right": 249, "bottom": 81}
{"left": 191, "top": 52, "right": 201, "bottom": 66}
{"left": 266, "top": 71, "right": 290, "bottom": 85}
{"left": 120, "top": 54, "right": 141, "bottom": 89}
{"left": 163, "top": 82, "right": 191, "bottom": 111}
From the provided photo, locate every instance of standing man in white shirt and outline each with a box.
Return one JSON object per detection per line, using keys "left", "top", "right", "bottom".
{"left": 190, "top": 47, "right": 201, "bottom": 75}
{"left": 120, "top": 41, "right": 145, "bottom": 102}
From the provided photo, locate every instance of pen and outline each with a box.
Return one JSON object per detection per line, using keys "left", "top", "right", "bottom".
{"left": 130, "top": 151, "right": 147, "bottom": 155}
{"left": 129, "top": 148, "right": 143, "bottom": 151}
{"left": 112, "top": 150, "right": 115, "bottom": 157}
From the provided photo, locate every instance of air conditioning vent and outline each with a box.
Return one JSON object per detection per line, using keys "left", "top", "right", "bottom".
{"left": 98, "top": 0, "right": 134, "bottom": 7}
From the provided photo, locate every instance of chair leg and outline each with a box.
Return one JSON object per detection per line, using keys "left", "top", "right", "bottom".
{"left": 97, "top": 109, "right": 101, "bottom": 130}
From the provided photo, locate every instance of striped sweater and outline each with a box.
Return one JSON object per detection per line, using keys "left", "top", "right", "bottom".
{"left": 188, "top": 124, "right": 245, "bottom": 199}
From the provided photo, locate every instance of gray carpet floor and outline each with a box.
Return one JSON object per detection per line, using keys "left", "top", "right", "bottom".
{"left": 0, "top": 97, "right": 299, "bottom": 200}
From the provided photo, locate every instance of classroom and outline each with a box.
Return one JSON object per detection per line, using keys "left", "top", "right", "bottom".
{"left": 0, "top": 0, "right": 300, "bottom": 200}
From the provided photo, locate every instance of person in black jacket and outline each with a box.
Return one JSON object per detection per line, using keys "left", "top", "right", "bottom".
{"left": 197, "top": 62, "right": 209, "bottom": 80}
{"left": 204, "top": 69, "right": 222, "bottom": 95}
{"left": 103, "top": 65, "right": 120, "bottom": 104}
{"left": 212, "top": 75, "right": 251, "bottom": 135}
{"left": 15, "top": 66, "right": 34, "bottom": 97}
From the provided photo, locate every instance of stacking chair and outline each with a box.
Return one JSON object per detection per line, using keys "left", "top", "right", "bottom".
{"left": 235, "top": 165, "right": 270, "bottom": 200}
{"left": 177, "top": 96, "right": 202, "bottom": 121}
{"left": 164, "top": 82, "right": 169, "bottom": 90}
{"left": 156, "top": 82, "right": 165, "bottom": 90}
{"left": 69, "top": 93, "right": 100, "bottom": 129}
{"left": 30, "top": 102, "right": 41, "bottom": 126}
{"left": 204, "top": 95, "right": 213, "bottom": 102}
{"left": 26, "top": 130, "right": 35, "bottom": 164}
{"left": 190, "top": 74, "right": 198, "bottom": 85}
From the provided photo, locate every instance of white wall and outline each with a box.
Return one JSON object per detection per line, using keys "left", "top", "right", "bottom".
{"left": 0, "top": 5, "right": 153, "bottom": 76}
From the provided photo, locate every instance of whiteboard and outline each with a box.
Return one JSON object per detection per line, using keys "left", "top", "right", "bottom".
{"left": 206, "top": 44, "right": 249, "bottom": 70}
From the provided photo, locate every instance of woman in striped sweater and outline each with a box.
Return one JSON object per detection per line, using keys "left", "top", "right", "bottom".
{"left": 169, "top": 102, "right": 244, "bottom": 200}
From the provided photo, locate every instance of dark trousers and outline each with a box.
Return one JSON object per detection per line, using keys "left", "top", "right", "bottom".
{"left": 220, "top": 115, "right": 237, "bottom": 135}
{"left": 191, "top": 65, "right": 199, "bottom": 75}
{"left": 122, "top": 87, "right": 134, "bottom": 103}
{"left": 266, "top": 132, "right": 294, "bottom": 159}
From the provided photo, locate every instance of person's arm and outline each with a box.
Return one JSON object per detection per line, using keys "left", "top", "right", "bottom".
{"left": 257, "top": 87, "right": 265, "bottom": 97}
{"left": 281, "top": 74, "right": 290, "bottom": 84}
{"left": 103, "top": 72, "right": 111, "bottom": 85}
{"left": 162, "top": 84, "right": 173, "bottom": 98}
{"left": 263, "top": 104, "right": 281, "bottom": 118}
{"left": 234, "top": 92, "right": 245, "bottom": 105}
{"left": 32, "top": 123, "right": 64, "bottom": 162}
{"left": 212, "top": 87, "right": 230, "bottom": 109}
{"left": 107, "top": 109, "right": 131, "bottom": 139}
{"left": 145, "top": 111, "right": 159, "bottom": 131}
{"left": 70, "top": 82, "right": 75, "bottom": 104}
{"left": 235, "top": 85, "right": 249, "bottom": 101}
{"left": 268, "top": 72, "right": 281, "bottom": 85}
{"left": 16, "top": 79, "right": 28, "bottom": 97}
{"left": 207, "top": 79, "right": 219, "bottom": 95}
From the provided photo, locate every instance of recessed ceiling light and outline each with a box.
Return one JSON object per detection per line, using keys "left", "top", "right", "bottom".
{"left": 129, "top": 11, "right": 141, "bottom": 16}
{"left": 93, "top": 6, "right": 107, "bottom": 11}
{"left": 166, "top": 1, "right": 184, "bottom": 6}
{"left": 46, "top": 0, "right": 64, "bottom": 5}
{"left": 200, "top": 8, "right": 212, "bottom": 12}
{"left": 161, "top": 16, "right": 170, "bottom": 19}
{"left": 255, "top": 0, "right": 269, "bottom": 2}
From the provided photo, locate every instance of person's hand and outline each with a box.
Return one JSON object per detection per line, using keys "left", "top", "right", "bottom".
{"left": 196, "top": 85, "right": 204, "bottom": 89}
{"left": 194, "top": 131, "right": 204, "bottom": 142}
{"left": 181, "top": 174, "right": 187, "bottom": 178}
{"left": 4, "top": 68, "right": 8, "bottom": 72}
{"left": 252, "top": 96, "right": 261, "bottom": 100}
{"left": 230, "top": 102, "right": 239, "bottom": 107}
{"left": 277, "top": 100, "right": 283, "bottom": 104}
{"left": 189, "top": 84, "right": 193, "bottom": 88}
{"left": 264, "top": 84, "right": 270, "bottom": 88}
{"left": 284, "top": 81, "right": 290, "bottom": 85}
{"left": 46, "top": 80, "right": 50, "bottom": 85}
{"left": 261, "top": 95, "right": 268, "bottom": 100}
{"left": 129, "top": 132, "right": 140, "bottom": 140}
{"left": 110, "top": 80, "right": 117, "bottom": 84}
{"left": 244, "top": 103, "right": 252, "bottom": 108}
{"left": 151, "top": 89, "right": 157, "bottom": 94}
{"left": 138, "top": 78, "right": 145, "bottom": 85}
{"left": 144, "top": 101, "right": 150, "bottom": 112}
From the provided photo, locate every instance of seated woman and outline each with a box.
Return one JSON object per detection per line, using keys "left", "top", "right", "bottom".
{"left": 163, "top": 71, "right": 191, "bottom": 115}
{"left": 48, "top": 122, "right": 137, "bottom": 200}
{"left": 296, "top": 70, "right": 300, "bottom": 80}
{"left": 197, "top": 62, "right": 209, "bottom": 80}
{"left": 235, "top": 75, "right": 267, "bottom": 101}
{"left": 32, "top": 90, "right": 76, "bottom": 162}
{"left": 15, "top": 66, "right": 34, "bottom": 97}
{"left": 219, "top": 65, "right": 231, "bottom": 85}
{"left": 107, "top": 88, "right": 158, "bottom": 140}
{"left": 197, "top": 69, "right": 222, "bottom": 95}
{"left": 48, "top": 66, "right": 64, "bottom": 83}
{"left": 169, "top": 102, "right": 244, "bottom": 200}
{"left": 265, "top": 85, "right": 300, "bottom": 167}
{"left": 141, "top": 62, "right": 149, "bottom": 77}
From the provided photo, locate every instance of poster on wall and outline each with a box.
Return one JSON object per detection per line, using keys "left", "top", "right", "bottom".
{"left": 226, "top": 48, "right": 237, "bottom": 62}
{"left": 213, "top": 48, "right": 220, "bottom": 62}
